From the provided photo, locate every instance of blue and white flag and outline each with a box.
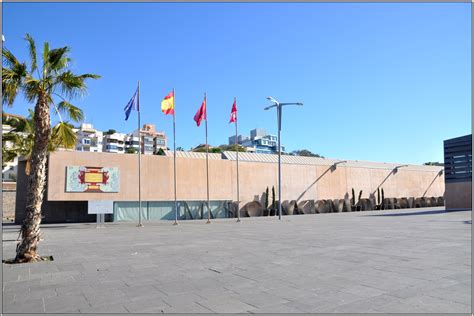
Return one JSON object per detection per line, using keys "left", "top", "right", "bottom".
{"left": 124, "top": 87, "right": 139, "bottom": 121}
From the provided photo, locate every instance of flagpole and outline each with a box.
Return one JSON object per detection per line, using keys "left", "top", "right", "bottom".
{"left": 205, "top": 93, "right": 211, "bottom": 224}
{"left": 137, "top": 81, "right": 143, "bottom": 227}
{"left": 235, "top": 97, "right": 240, "bottom": 223}
{"left": 172, "top": 88, "right": 178, "bottom": 226}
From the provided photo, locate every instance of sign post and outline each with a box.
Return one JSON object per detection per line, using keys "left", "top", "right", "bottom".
{"left": 88, "top": 201, "right": 114, "bottom": 228}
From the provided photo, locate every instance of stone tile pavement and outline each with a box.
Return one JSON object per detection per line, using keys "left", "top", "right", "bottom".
{"left": 2, "top": 207, "right": 471, "bottom": 314}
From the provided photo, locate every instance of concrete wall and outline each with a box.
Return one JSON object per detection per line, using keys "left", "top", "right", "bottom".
{"left": 445, "top": 181, "right": 472, "bottom": 209}
{"left": 2, "top": 182, "right": 16, "bottom": 220}
{"left": 46, "top": 151, "right": 445, "bottom": 203}
{"left": 15, "top": 160, "right": 97, "bottom": 224}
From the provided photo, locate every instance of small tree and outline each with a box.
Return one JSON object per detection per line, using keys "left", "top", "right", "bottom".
{"left": 218, "top": 144, "right": 246, "bottom": 152}
{"left": 156, "top": 148, "right": 165, "bottom": 156}
{"left": 358, "top": 190, "right": 363, "bottom": 204}
{"left": 351, "top": 188, "right": 355, "bottom": 206}
{"left": 381, "top": 188, "right": 385, "bottom": 210}
{"left": 176, "top": 146, "right": 184, "bottom": 151}
{"left": 291, "top": 149, "right": 324, "bottom": 158}
{"left": 125, "top": 147, "right": 136, "bottom": 154}
{"left": 264, "top": 186, "right": 269, "bottom": 210}
{"left": 272, "top": 186, "right": 276, "bottom": 213}
{"left": 104, "top": 129, "right": 116, "bottom": 135}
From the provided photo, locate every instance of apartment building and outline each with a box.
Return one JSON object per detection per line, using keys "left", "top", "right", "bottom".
{"left": 103, "top": 132, "right": 126, "bottom": 154}
{"left": 229, "top": 128, "right": 285, "bottom": 154}
{"left": 75, "top": 123, "right": 103, "bottom": 153}
{"left": 130, "top": 124, "right": 167, "bottom": 155}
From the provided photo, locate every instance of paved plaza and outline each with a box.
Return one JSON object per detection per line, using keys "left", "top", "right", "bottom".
{"left": 2, "top": 207, "right": 472, "bottom": 314}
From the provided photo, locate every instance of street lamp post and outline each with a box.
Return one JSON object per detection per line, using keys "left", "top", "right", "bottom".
{"left": 265, "top": 96, "right": 303, "bottom": 220}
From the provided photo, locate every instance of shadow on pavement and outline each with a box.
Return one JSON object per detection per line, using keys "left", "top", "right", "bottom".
{"left": 364, "top": 208, "right": 471, "bottom": 217}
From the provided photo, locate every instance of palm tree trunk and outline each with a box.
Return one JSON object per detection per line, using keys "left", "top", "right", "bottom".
{"left": 15, "top": 93, "right": 50, "bottom": 263}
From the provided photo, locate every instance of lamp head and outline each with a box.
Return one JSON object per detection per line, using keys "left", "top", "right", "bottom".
{"left": 266, "top": 96, "right": 278, "bottom": 104}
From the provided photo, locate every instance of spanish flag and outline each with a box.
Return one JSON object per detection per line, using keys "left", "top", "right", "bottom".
{"left": 161, "top": 90, "right": 174, "bottom": 115}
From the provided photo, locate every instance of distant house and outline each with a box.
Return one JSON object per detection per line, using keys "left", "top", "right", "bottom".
{"left": 228, "top": 128, "right": 284, "bottom": 154}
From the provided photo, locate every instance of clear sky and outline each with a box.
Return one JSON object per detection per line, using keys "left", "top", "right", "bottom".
{"left": 2, "top": 3, "right": 471, "bottom": 164}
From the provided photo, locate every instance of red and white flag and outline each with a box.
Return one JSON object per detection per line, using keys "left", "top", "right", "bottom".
{"left": 229, "top": 98, "right": 237, "bottom": 123}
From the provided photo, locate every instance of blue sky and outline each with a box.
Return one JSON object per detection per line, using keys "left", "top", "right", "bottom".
{"left": 2, "top": 3, "right": 471, "bottom": 164}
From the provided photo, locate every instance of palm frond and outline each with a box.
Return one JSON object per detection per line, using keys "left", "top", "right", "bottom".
{"left": 57, "top": 100, "right": 84, "bottom": 122}
{"left": 23, "top": 77, "right": 41, "bottom": 104}
{"left": 2, "top": 114, "right": 28, "bottom": 133}
{"left": 51, "top": 57, "right": 71, "bottom": 74}
{"left": 24, "top": 33, "right": 37, "bottom": 73}
{"left": 2, "top": 114, "right": 34, "bottom": 166}
{"left": 2, "top": 48, "right": 20, "bottom": 68}
{"left": 48, "top": 47, "right": 70, "bottom": 71}
{"left": 27, "top": 108, "right": 35, "bottom": 119}
{"left": 79, "top": 73, "right": 101, "bottom": 80}
{"left": 42, "top": 41, "right": 49, "bottom": 77}
{"left": 50, "top": 121, "right": 77, "bottom": 150}
{"left": 2, "top": 132, "right": 22, "bottom": 144}
{"left": 54, "top": 70, "right": 87, "bottom": 99}
{"left": 53, "top": 71, "right": 100, "bottom": 100}
{"left": 2, "top": 148, "right": 18, "bottom": 165}
{"left": 2, "top": 63, "right": 27, "bottom": 106}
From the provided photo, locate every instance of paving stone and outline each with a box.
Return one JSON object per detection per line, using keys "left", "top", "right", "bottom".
{"left": 198, "top": 296, "right": 257, "bottom": 313}
{"left": 2, "top": 297, "right": 45, "bottom": 313}
{"left": 339, "top": 284, "right": 387, "bottom": 298}
{"left": 79, "top": 303, "right": 129, "bottom": 313}
{"left": 43, "top": 293, "right": 90, "bottom": 313}
{"left": 383, "top": 294, "right": 471, "bottom": 313}
{"left": 13, "top": 287, "right": 57, "bottom": 302}
{"left": 2, "top": 207, "right": 471, "bottom": 314}
{"left": 122, "top": 299, "right": 170, "bottom": 313}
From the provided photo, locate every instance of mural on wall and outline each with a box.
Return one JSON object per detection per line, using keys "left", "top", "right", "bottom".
{"left": 66, "top": 166, "right": 120, "bottom": 193}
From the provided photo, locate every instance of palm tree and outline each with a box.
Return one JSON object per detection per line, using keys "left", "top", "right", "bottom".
{"left": 3, "top": 110, "right": 78, "bottom": 175}
{"left": 2, "top": 34, "right": 100, "bottom": 262}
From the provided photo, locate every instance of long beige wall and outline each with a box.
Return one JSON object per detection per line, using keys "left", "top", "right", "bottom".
{"left": 48, "top": 151, "right": 445, "bottom": 203}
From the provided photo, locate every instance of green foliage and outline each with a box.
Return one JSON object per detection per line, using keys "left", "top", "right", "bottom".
{"left": 193, "top": 145, "right": 207, "bottom": 152}
{"left": 2, "top": 33, "right": 99, "bottom": 174}
{"left": 2, "top": 111, "right": 77, "bottom": 174}
{"left": 2, "top": 32, "right": 99, "bottom": 111}
{"left": 50, "top": 121, "right": 77, "bottom": 150}
{"left": 193, "top": 145, "right": 222, "bottom": 153}
{"left": 218, "top": 144, "right": 247, "bottom": 152}
{"left": 291, "top": 149, "right": 324, "bottom": 158}
{"left": 125, "top": 147, "right": 136, "bottom": 154}
{"left": 3, "top": 34, "right": 99, "bottom": 262}
{"left": 264, "top": 187, "right": 269, "bottom": 210}
{"left": 351, "top": 188, "right": 355, "bottom": 206}
{"left": 104, "top": 129, "right": 117, "bottom": 135}
{"left": 423, "top": 162, "right": 443, "bottom": 166}
{"left": 381, "top": 188, "right": 385, "bottom": 210}
{"left": 176, "top": 146, "right": 185, "bottom": 151}
{"left": 156, "top": 148, "right": 166, "bottom": 156}
{"left": 272, "top": 186, "right": 276, "bottom": 210}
